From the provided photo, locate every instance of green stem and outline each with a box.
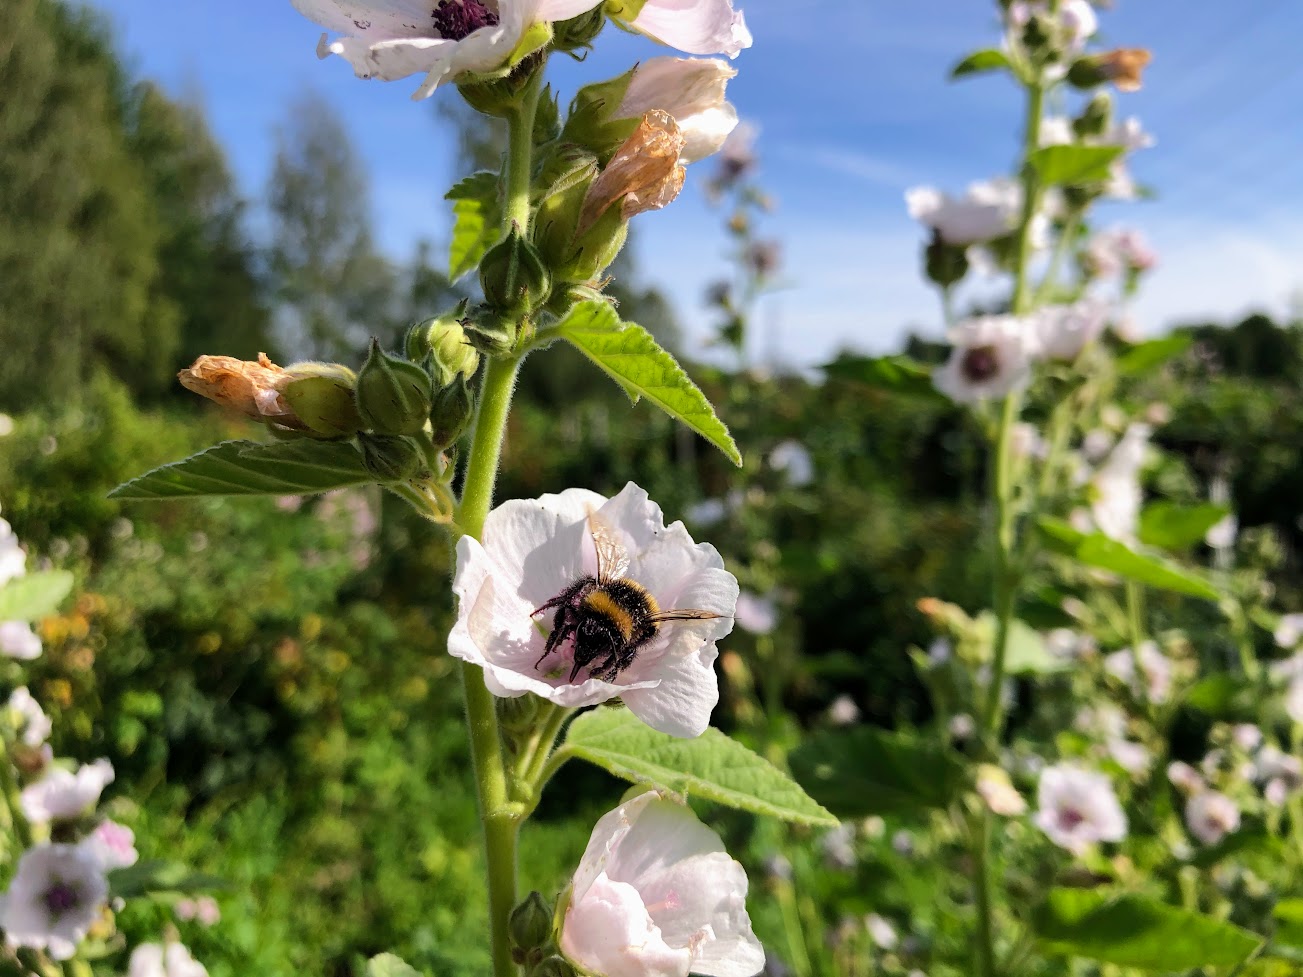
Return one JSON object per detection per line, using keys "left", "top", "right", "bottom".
{"left": 980, "top": 390, "right": 1022, "bottom": 744}
{"left": 972, "top": 811, "right": 997, "bottom": 977}
{"left": 518, "top": 703, "right": 571, "bottom": 795}
{"left": 1011, "top": 83, "right": 1045, "bottom": 317}
{"left": 775, "top": 877, "right": 814, "bottom": 977}
{"left": 1125, "top": 580, "right": 1151, "bottom": 718}
{"left": 503, "top": 72, "right": 544, "bottom": 233}
{"left": 0, "top": 744, "right": 33, "bottom": 851}
{"left": 1032, "top": 209, "right": 1081, "bottom": 306}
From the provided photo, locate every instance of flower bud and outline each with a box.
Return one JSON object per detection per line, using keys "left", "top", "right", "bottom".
{"left": 458, "top": 49, "right": 549, "bottom": 118}
{"left": 407, "top": 303, "right": 482, "bottom": 386}
{"left": 497, "top": 693, "right": 541, "bottom": 734}
{"left": 355, "top": 340, "right": 434, "bottom": 437}
{"left": 430, "top": 373, "right": 476, "bottom": 449}
{"left": 509, "top": 891, "right": 555, "bottom": 952}
{"left": 925, "top": 232, "right": 969, "bottom": 289}
{"left": 1068, "top": 49, "right": 1151, "bottom": 93}
{"left": 1073, "top": 93, "right": 1112, "bottom": 140}
{"left": 533, "top": 155, "right": 629, "bottom": 285}
{"left": 280, "top": 364, "right": 364, "bottom": 438}
{"left": 552, "top": 7, "right": 606, "bottom": 54}
{"left": 480, "top": 227, "right": 553, "bottom": 320}
{"left": 529, "top": 956, "right": 576, "bottom": 977}
{"left": 359, "top": 434, "right": 424, "bottom": 483}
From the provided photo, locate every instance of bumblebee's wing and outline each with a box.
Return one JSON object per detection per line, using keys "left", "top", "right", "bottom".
{"left": 587, "top": 509, "right": 631, "bottom": 584}
{"left": 647, "top": 609, "right": 726, "bottom": 623}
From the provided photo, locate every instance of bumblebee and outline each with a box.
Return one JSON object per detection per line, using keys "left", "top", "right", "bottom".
{"left": 533, "top": 510, "right": 723, "bottom": 682}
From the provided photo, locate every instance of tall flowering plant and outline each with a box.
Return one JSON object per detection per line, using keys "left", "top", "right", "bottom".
{"left": 108, "top": 3, "right": 836, "bottom": 975}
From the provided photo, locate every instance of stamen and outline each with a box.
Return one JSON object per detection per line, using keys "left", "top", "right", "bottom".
{"left": 43, "top": 881, "right": 80, "bottom": 917}
{"left": 960, "top": 344, "right": 1001, "bottom": 383}
{"left": 432, "top": 0, "right": 499, "bottom": 41}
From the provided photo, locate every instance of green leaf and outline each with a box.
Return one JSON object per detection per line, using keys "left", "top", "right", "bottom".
{"left": 0, "top": 571, "right": 74, "bottom": 622}
{"left": 822, "top": 355, "right": 946, "bottom": 402}
{"left": 109, "top": 440, "right": 375, "bottom": 501}
{"left": 1036, "top": 517, "right": 1221, "bottom": 602}
{"left": 367, "top": 955, "right": 425, "bottom": 977}
{"left": 1184, "top": 674, "right": 1253, "bottom": 717}
{"left": 950, "top": 48, "right": 1012, "bottom": 78}
{"left": 1274, "top": 899, "right": 1303, "bottom": 950}
{"left": 108, "top": 860, "right": 227, "bottom": 899}
{"left": 1189, "top": 825, "right": 1282, "bottom": 870}
{"left": 1027, "top": 145, "right": 1125, "bottom": 186}
{"left": 562, "top": 708, "right": 836, "bottom": 826}
{"left": 1033, "top": 888, "right": 1261, "bottom": 969}
{"left": 558, "top": 302, "right": 741, "bottom": 466}
{"left": 1115, "top": 334, "right": 1192, "bottom": 375}
{"left": 788, "top": 726, "right": 964, "bottom": 819}
{"left": 1139, "top": 502, "right": 1229, "bottom": 550}
{"left": 446, "top": 171, "right": 501, "bottom": 282}
{"left": 975, "top": 612, "right": 1069, "bottom": 675}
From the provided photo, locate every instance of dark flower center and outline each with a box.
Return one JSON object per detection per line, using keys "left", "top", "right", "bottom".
{"left": 432, "top": 0, "right": 499, "bottom": 41}
{"left": 1058, "top": 807, "right": 1086, "bottom": 831}
{"left": 43, "top": 881, "right": 81, "bottom": 917}
{"left": 960, "top": 345, "right": 1001, "bottom": 383}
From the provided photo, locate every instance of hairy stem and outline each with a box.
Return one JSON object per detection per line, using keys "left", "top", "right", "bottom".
{"left": 0, "top": 742, "right": 33, "bottom": 852}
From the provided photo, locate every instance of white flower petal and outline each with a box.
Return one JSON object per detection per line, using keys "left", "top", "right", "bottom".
{"left": 629, "top": 0, "right": 752, "bottom": 59}
{"left": 482, "top": 488, "right": 605, "bottom": 608}
{"left": 562, "top": 873, "right": 693, "bottom": 977}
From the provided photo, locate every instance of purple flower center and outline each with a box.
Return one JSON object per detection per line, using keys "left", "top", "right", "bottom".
{"left": 42, "top": 881, "right": 81, "bottom": 917}
{"left": 432, "top": 0, "right": 499, "bottom": 41}
{"left": 960, "top": 345, "right": 1001, "bottom": 383}
{"left": 1058, "top": 807, "right": 1086, "bottom": 831}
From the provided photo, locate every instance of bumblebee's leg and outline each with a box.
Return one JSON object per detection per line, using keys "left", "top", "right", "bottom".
{"left": 535, "top": 607, "right": 576, "bottom": 669}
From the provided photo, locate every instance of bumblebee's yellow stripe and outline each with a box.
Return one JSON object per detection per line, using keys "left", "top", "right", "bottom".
{"left": 584, "top": 591, "right": 635, "bottom": 642}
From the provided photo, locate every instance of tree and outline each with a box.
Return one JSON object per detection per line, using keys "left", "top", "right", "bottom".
{"left": 267, "top": 90, "right": 396, "bottom": 362}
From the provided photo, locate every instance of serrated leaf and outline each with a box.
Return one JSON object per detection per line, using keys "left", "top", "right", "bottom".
{"left": 1139, "top": 502, "right": 1229, "bottom": 550}
{"left": 822, "top": 355, "right": 947, "bottom": 402}
{"left": 1115, "top": 334, "right": 1193, "bottom": 375}
{"left": 562, "top": 708, "right": 835, "bottom": 826}
{"left": 108, "top": 859, "right": 227, "bottom": 899}
{"left": 951, "top": 48, "right": 1012, "bottom": 78}
{"left": 446, "top": 171, "right": 501, "bottom": 281}
{"left": 1037, "top": 517, "right": 1221, "bottom": 601}
{"left": 1027, "top": 145, "right": 1124, "bottom": 186}
{"left": 1033, "top": 888, "right": 1261, "bottom": 969}
{"left": 558, "top": 301, "right": 741, "bottom": 466}
{"left": 788, "top": 727, "right": 964, "bottom": 819}
{"left": 109, "top": 440, "right": 375, "bottom": 501}
{"left": 0, "top": 571, "right": 74, "bottom": 622}
{"left": 367, "top": 954, "right": 424, "bottom": 977}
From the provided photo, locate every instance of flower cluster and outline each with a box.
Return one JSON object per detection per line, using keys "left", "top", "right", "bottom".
{"left": 1, "top": 512, "right": 42, "bottom": 660}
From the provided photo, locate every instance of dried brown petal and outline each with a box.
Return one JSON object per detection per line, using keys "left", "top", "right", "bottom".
{"left": 1100, "top": 48, "right": 1150, "bottom": 92}
{"left": 177, "top": 353, "right": 305, "bottom": 429}
{"left": 578, "top": 110, "right": 687, "bottom": 236}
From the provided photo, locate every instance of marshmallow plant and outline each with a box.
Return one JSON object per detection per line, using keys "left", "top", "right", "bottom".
{"left": 109, "top": 6, "right": 836, "bottom": 976}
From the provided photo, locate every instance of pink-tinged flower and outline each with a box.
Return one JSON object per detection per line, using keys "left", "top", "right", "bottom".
{"left": 0, "top": 620, "right": 42, "bottom": 660}
{"left": 293, "top": 0, "right": 606, "bottom": 100}
{"left": 1104, "top": 640, "right": 1171, "bottom": 704}
{"left": 616, "top": 57, "right": 739, "bottom": 164}
{"left": 1107, "top": 739, "right": 1150, "bottom": 776}
{"left": 21, "top": 759, "right": 115, "bottom": 824}
{"left": 1035, "top": 297, "right": 1111, "bottom": 361}
{"left": 933, "top": 315, "right": 1039, "bottom": 404}
{"left": 905, "top": 178, "right": 1023, "bottom": 247}
{"left": 1009, "top": 0, "right": 1097, "bottom": 51}
{"left": 128, "top": 942, "right": 209, "bottom": 977}
{"left": 1167, "top": 761, "right": 1205, "bottom": 795}
{"left": 0, "top": 845, "right": 109, "bottom": 960}
{"left": 1089, "top": 423, "right": 1151, "bottom": 543}
{"left": 1084, "top": 227, "right": 1157, "bottom": 279}
{"left": 81, "top": 820, "right": 138, "bottom": 870}
{"left": 618, "top": 0, "right": 752, "bottom": 59}
{"left": 1274, "top": 614, "right": 1303, "bottom": 651}
{"left": 1034, "top": 764, "right": 1127, "bottom": 855}
{"left": 560, "top": 791, "right": 764, "bottom": 977}
{"left": 733, "top": 592, "right": 777, "bottom": 635}
{"left": 7, "top": 688, "right": 51, "bottom": 748}
{"left": 1185, "top": 791, "right": 1240, "bottom": 846}
{"left": 450, "top": 484, "right": 737, "bottom": 738}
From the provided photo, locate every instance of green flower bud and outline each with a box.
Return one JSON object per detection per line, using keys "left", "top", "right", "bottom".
{"left": 560, "top": 68, "right": 639, "bottom": 164}
{"left": 355, "top": 340, "right": 434, "bottom": 437}
{"left": 552, "top": 7, "right": 606, "bottom": 54}
{"left": 533, "top": 153, "right": 629, "bottom": 285}
{"left": 509, "top": 892, "right": 554, "bottom": 952}
{"left": 497, "top": 693, "right": 541, "bottom": 735}
{"left": 458, "top": 47, "right": 550, "bottom": 117}
{"left": 359, "top": 434, "right": 424, "bottom": 483}
{"left": 480, "top": 227, "right": 553, "bottom": 320}
{"left": 407, "top": 307, "right": 482, "bottom": 387}
{"left": 460, "top": 306, "right": 519, "bottom": 357}
{"left": 925, "top": 233, "right": 969, "bottom": 289}
{"left": 529, "top": 956, "right": 576, "bottom": 977}
{"left": 280, "top": 364, "right": 363, "bottom": 438}
{"left": 1074, "top": 93, "right": 1112, "bottom": 140}
{"left": 430, "top": 373, "right": 475, "bottom": 449}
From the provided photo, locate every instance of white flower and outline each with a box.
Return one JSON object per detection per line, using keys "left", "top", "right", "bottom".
{"left": 1253, "top": 745, "right": 1302, "bottom": 791}
{"left": 450, "top": 484, "right": 737, "bottom": 738}
{"left": 1046, "top": 628, "right": 1094, "bottom": 659}
{"left": 560, "top": 791, "right": 764, "bottom": 977}
{"left": 81, "top": 820, "right": 138, "bottom": 870}
{"left": 1285, "top": 679, "right": 1303, "bottom": 724}
{"left": 1275, "top": 614, "right": 1303, "bottom": 650}
{"left": 129, "top": 942, "right": 209, "bottom": 977}
{"left": 1084, "top": 227, "right": 1157, "bottom": 279}
{"left": 933, "top": 315, "right": 1039, "bottom": 404}
{"left": 820, "top": 824, "right": 856, "bottom": 871}
{"left": 1205, "top": 513, "right": 1238, "bottom": 551}
{"left": 1034, "top": 764, "right": 1127, "bottom": 855}
{"left": 734, "top": 592, "right": 777, "bottom": 635}
{"left": 21, "top": 759, "right": 115, "bottom": 824}
{"left": 1104, "top": 641, "right": 1171, "bottom": 703}
{"left": 7, "top": 687, "right": 52, "bottom": 748}
{"left": 0, "top": 620, "right": 42, "bottom": 660}
{"left": 927, "top": 637, "right": 952, "bottom": 665}
{"left": 617, "top": 58, "right": 738, "bottom": 164}
{"left": 948, "top": 714, "right": 975, "bottom": 741}
{"left": 864, "top": 913, "right": 898, "bottom": 951}
{"left": 906, "top": 178, "right": 1023, "bottom": 247}
{"left": 0, "top": 844, "right": 109, "bottom": 960}
{"left": 1089, "top": 423, "right": 1151, "bottom": 543}
{"left": 1035, "top": 298, "right": 1111, "bottom": 361}
{"left": 977, "top": 765, "right": 1028, "bottom": 816}
{"left": 827, "top": 695, "right": 860, "bottom": 727}
{"left": 1185, "top": 791, "right": 1240, "bottom": 846}
{"left": 623, "top": 0, "right": 752, "bottom": 59}
{"left": 1167, "top": 761, "right": 1205, "bottom": 794}
{"left": 0, "top": 517, "right": 28, "bottom": 587}
{"left": 294, "top": 0, "right": 606, "bottom": 100}
{"left": 1107, "top": 739, "right": 1150, "bottom": 776}
{"left": 1009, "top": 0, "right": 1096, "bottom": 51}
{"left": 769, "top": 440, "right": 814, "bottom": 487}
{"left": 1010, "top": 423, "right": 1047, "bottom": 461}
{"left": 1081, "top": 429, "right": 1114, "bottom": 463}
{"left": 1231, "top": 724, "right": 1263, "bottom": 752}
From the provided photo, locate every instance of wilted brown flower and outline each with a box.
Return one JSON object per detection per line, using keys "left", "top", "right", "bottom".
{"left": 1071, "top": 48, "right": 1151, "bottom": 92}
{"left": 178, "top": 353, "right": 304, "bottom": 430}
{"left": 578, "top": 110, "right": 687, "bottom": 236}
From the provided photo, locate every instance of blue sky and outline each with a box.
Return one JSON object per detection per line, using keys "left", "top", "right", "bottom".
{"left": 91, "top": 0, "right": 1303, "bottom": 367}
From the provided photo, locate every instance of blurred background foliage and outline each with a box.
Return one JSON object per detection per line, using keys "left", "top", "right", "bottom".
{"left": 2, "top": 1, "right": 1302, "bottom": 974}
